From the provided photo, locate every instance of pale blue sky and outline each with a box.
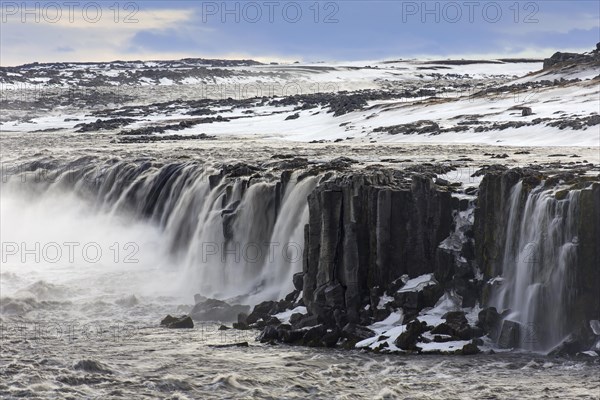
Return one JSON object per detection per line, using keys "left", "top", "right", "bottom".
{"left": 1, "top": 1, "right": 598, "bottom": 65}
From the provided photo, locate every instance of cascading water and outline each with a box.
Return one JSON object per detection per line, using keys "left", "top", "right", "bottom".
{"left": 175, "top": 171, "right": 317, "bottom": 303}
{"left": 1, "top": 158, "right": 317, "bottom": 307}
{"left": 491, "top": 181, "right": 581, "bottom": 352}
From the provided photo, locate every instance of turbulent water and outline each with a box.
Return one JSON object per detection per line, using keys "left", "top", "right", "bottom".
{"left": 1, "top": 136, "right": 599, "bottom": 399}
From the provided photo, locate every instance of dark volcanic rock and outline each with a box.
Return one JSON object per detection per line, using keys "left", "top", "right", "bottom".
{"left": 460, "top": 341, "right": 480, "bottom": 355}
{"left": 257, "top": 326, "right": 279, "bottom": 343}
{"left": 395, "top": 320, "right": 428, "bottom": 351}
{"left": 341, "top": 323, "right": 375, "bottom": 343}
{"left": 190, "top": 299, "right": 250, "bottom": 322}
{"left": 293, "top": 272, "right": 304, "bottom": 291}
{"left": 477, "top": 307, "right": 501, "bottom": 339}
{"left": 247, "top": 301, "right": 278, "bottom": 324}
{"left": 160, "top": 315, "right": 194, "bottom": 329}
{"left": 497, "top": 320, "right": 521, "bottom": 349}
{"left": 302, "top": 171, "right": 453, "bottom": 327}
{"left": 543, "top": 44, "right": 600, "bottom": 69}
{"left": 75, "top": 118, "right": 136, "bottom": 132}
{"left": 302, "top": 325, "right": 328, "bottom": 346}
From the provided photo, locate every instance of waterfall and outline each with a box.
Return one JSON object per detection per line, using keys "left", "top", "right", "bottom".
{"left": 1, "top": 159, "right": 317, "bottom": 305}
{"left": 491, "top": 181, "right": 580, "bottom": 351}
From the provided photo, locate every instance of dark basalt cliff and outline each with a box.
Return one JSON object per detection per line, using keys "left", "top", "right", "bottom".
{"left": 247, "top": 166, "right": 600, "bottom": 355}
{"left": 301, "top": 172, "right": 453, "bottom": 327}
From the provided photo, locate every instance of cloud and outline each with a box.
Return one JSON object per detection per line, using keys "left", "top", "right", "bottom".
{"left": 0, "top": 7, "right": 196, "bottom": 65}
{"left": 0, "top": 1, "right": 598, "bottom": 65}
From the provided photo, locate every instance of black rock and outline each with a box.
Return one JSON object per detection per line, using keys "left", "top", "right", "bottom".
{"left": 461, "top": 341, "right": 480, "bottom": 355}
{"left": 247, "top": 300, "right": 278, "bottom": 324}
{"left": 279, "top": 328, "right": 305, "bottom": 344}
{"left": 497, "top": 320, "right": 521, "bottom": 348}
{"left": 257, "top": 326, "right": 279, "bottom": 343}
{"left": 209, "top": 342, "right": 249, "bottom": 348}
{"left": 430, "top": 323, "right": 454, "bottom": 336}
{"left": 292, "top": 272, "right": 304, "bottom": 291}
{"left": 190, "top": 298, "right": 250, "bottom": 322}
{"left": 443, "top": 311, "right": 468, "bottom": 327}
{"left": 289, "top": 312, "right": 305, "bottom": 326}
{"left": 477, "top": 307, "right": 501, "bottom": 338}
{"left": 395, "top": 320, "right": 428, "bottom": 351}
{"left": 321, "top": 330, "right": 341, "bottom": 347}
{"left": 160, "top": 315, "right": 178, "bottom": 326}
{"left": 302, "top": 325, "right": 327, "bottom": 346}
{"left": 292, "top": 314, "right": 320, "bottom": 330}
{"left": 341, "top": 323, "right": 375, "bottom": 343}
{"left": 161, "top": 315, "right": 194, "bottom": 329}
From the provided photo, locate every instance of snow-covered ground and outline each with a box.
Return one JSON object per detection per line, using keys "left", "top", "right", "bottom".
{"left": 1, "top": 56, "right": 598, "bottom": 148}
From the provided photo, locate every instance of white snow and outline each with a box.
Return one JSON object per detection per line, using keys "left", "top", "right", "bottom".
{"left": 354, "top": 292, "right": 482, "bottom": 354}
{"left": 398, "top": 274, "right": 437, "bottom": 293}
{"left": 377, "top": 294, "right": 394, "bottom": 309}
{"left": 273, "top": 306, "right": 307, "bottom": 324}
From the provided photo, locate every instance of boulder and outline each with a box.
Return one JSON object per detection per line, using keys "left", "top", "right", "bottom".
{"left": 341, "top": 323, "right": 375, "bottom": 343}
{"left": 321, "top": 330, "right": 341, "bottom": 347}
{"left": 280, "top": 329, "right": 305, "bottom": 344}
{"left": 395, "top": 320, "right": 428, "bottom": 351}
{"left": 161, "top": 315, "right": 194, "bottom": 329}
{"left": 190, "top": 298, "right": 250, "bottom": 322}
{"left": 477, "top": 307, "right": 501, "bottom": 338}
{"left": 292, "top": 314, "right": 320, "bottom": 330}
{"left": 460, "top": 341, "right": 480, "bottom": 355}
{"left": 160, "top": 315, "right": 178, "bottom": 326}
{"left": 257, "top": 326, "right": 279, "bottom": 343}
{"left": 497, "top": 320, "right": 521, "bottom": 348}
{"left": 247, "top": 300, "right": 278, "bottom": 324}
{"left": 302, "top": 325, "right": 328, "bottom": 346}
{"left": 293, "top": 272, "right": 304, "bottom": 291}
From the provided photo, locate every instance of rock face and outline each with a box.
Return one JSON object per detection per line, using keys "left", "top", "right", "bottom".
{"left": 473, "top": 166, "right": 523, "bottom": 279}
{"left": 542, "top": 43, "right": 600, "bottom": 69}
{"left": 302, "top": 171, "right": 453, "bottom": 327}
{"left": 250, "top": 165, "right": 599, "bottom": 355}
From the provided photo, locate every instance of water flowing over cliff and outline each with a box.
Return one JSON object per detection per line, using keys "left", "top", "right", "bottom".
{"left": 490, "top": 183, "right": 580, "bottom": 351}
{"left": 2, "top": 159, "right": 599, "bottom": 354}
{"left": 476, "top": 169, "right": 600, "bottom": 353}
{"left": 2, "top": 158, "right": 318, "bottom": 304}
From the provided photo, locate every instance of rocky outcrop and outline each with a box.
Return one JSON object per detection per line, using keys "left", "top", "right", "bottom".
{"left": 542, "top": 43, "right": 600, "bottom": 69}
{"left": 302, "top": 171, "right": 454, "bottom": 327}
{"left": 161, "top": 315, "right": 194, "bottom": 329}
{"left": 473, "top": 167, "right": 524, "bottom": 279}
{"left": 544, "top": 49, "right": 600, "bottom": 70}
{"left": 190, "top": 299, "right": 251, "bottom": 322}
{"left": 571, "top": 182, "right": 600, "bottom": 339}
{"left": 248, "top": 164, "right": 599, "bottom": 355}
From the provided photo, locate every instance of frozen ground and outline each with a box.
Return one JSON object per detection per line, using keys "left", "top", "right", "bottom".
{"left": 2, "top": 57, "right": 597, "bottom": 149}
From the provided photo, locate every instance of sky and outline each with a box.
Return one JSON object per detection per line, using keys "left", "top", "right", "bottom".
{"left": 1, "top": 0, "right": 599, "bottom": 66}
